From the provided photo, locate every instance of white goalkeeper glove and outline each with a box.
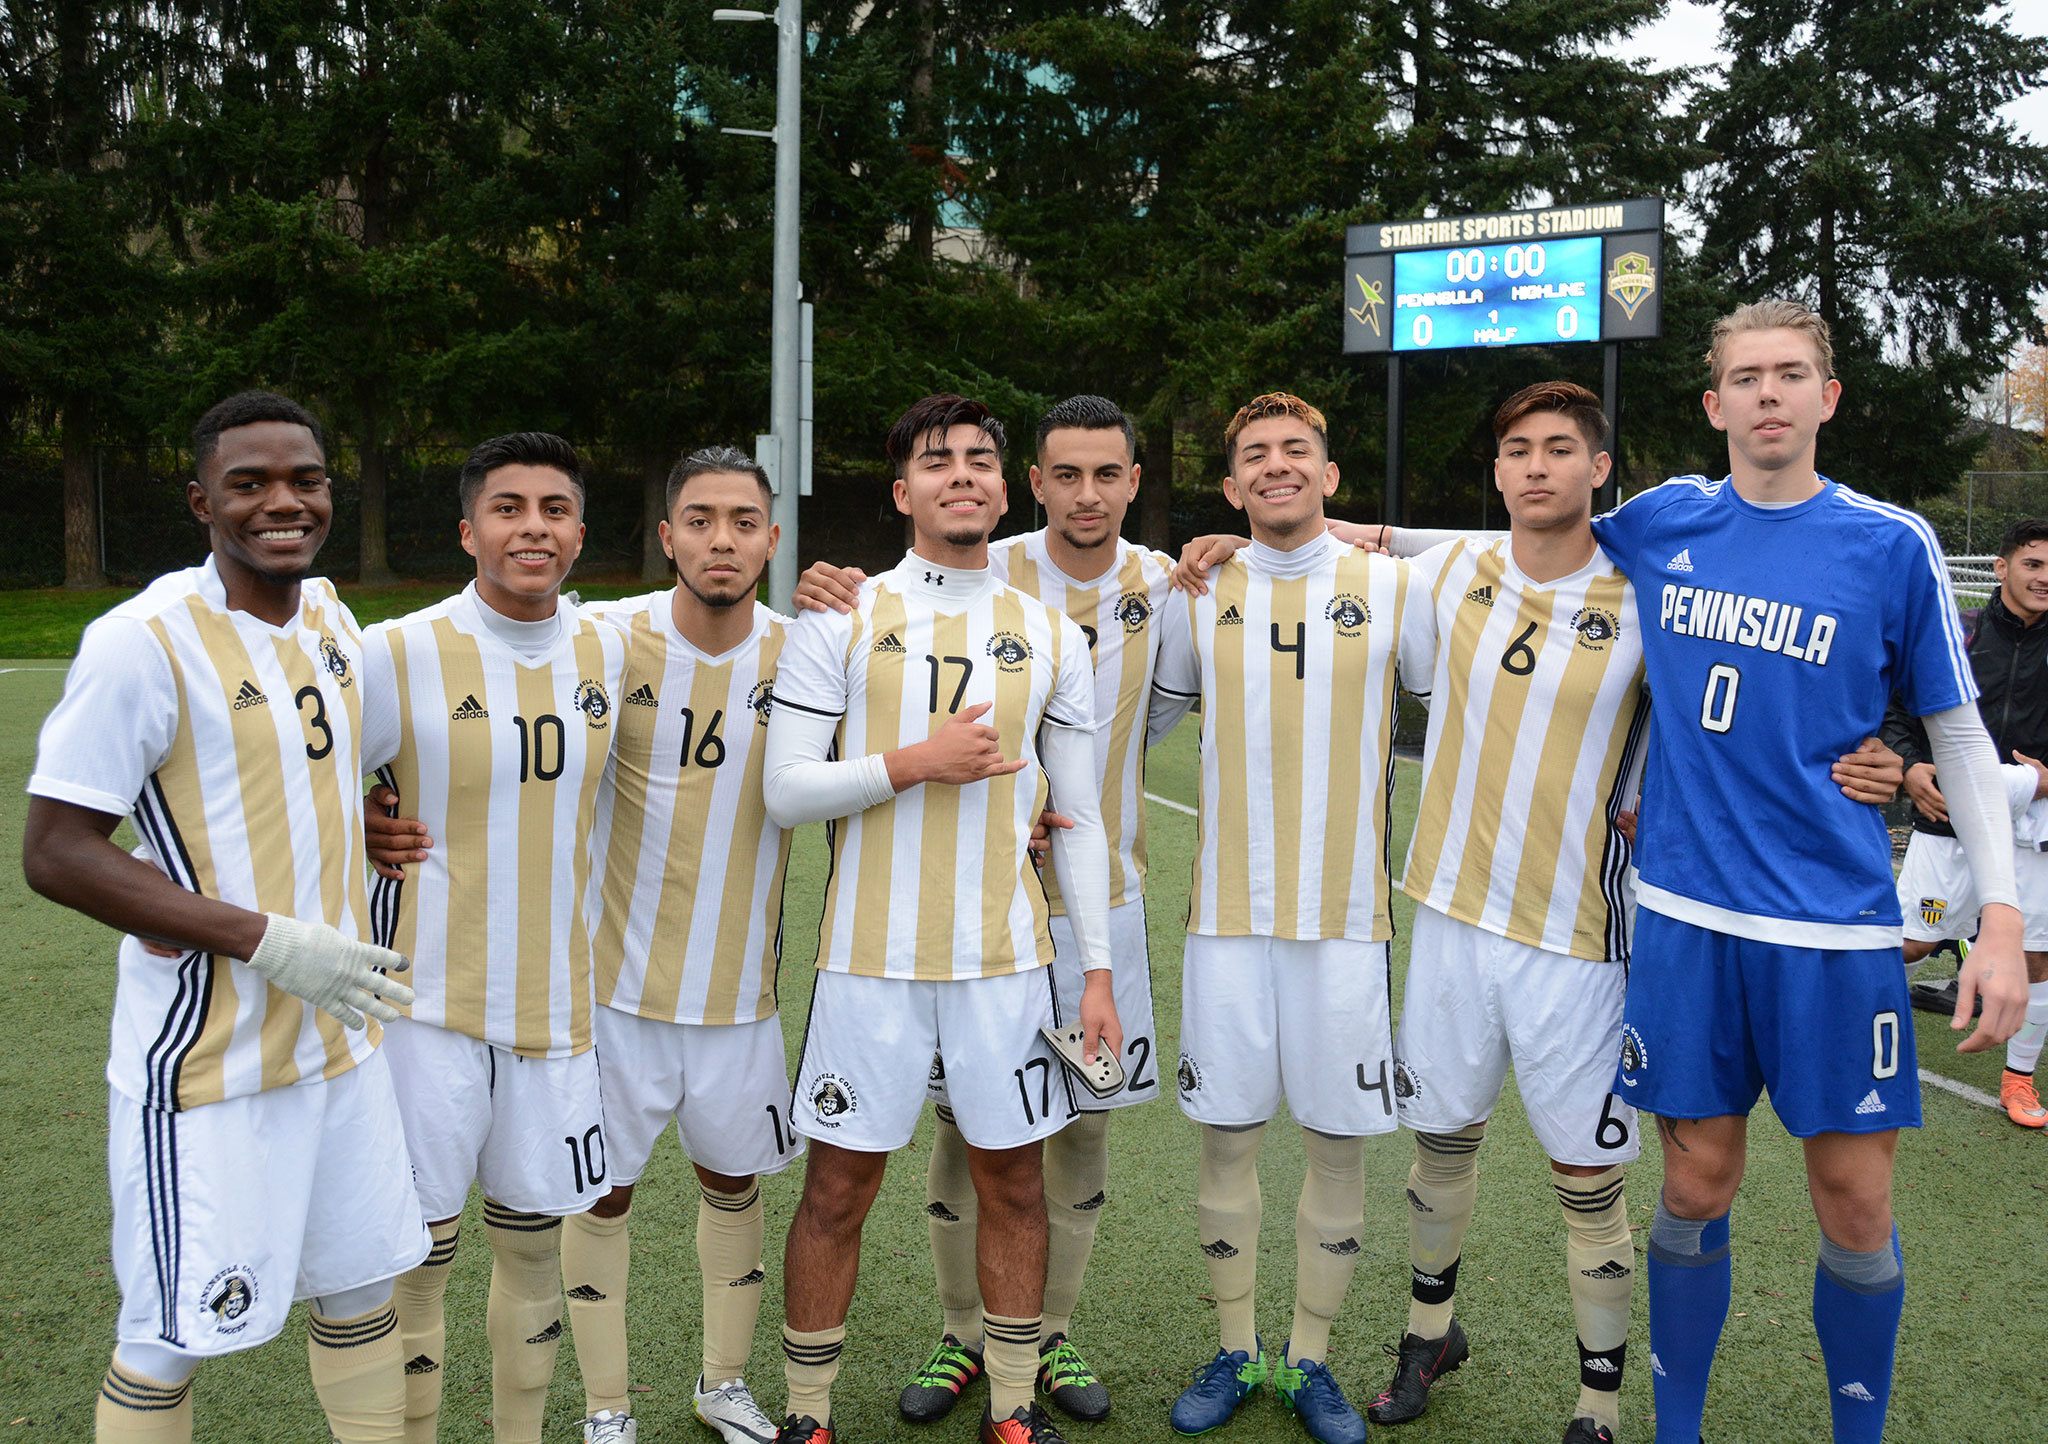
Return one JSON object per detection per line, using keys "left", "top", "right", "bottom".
{"left": 246, "top": 913, "right": 414, "bottom": 1030}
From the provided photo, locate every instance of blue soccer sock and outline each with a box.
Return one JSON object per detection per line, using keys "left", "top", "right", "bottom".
{"left": 1646, "top": 1198, "right": 1731, "bottom": 1442}
{"left": 1811, "top": 1225, "right": 1904, "bottom": 1444}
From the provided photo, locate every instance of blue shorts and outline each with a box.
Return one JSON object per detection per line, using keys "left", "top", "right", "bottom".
{"left": 1615, "top": 910, "right": 1920, "bottom": 1137}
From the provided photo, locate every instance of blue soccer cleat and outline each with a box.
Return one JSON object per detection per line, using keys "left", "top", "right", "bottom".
{"left": 1170, "top": 1341, "right": 1268, "bottom": 1435}
{"left": 1274, "top": 1348, "right": 1367, "bottom": 1444}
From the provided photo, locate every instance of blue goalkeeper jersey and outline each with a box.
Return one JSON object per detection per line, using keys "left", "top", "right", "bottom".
{"left": 1592, "top": 475, "right": 1974, "bottom": 948}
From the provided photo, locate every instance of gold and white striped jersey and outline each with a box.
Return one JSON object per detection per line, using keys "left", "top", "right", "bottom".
{"left": 773, "top": 554, "right": 1098, "bottom": 981}
{"left": 29, "top": 559, "right": 378, "bottom": 1110}
{"left": 1153, "top": 533, "right": 1436, "bottom": 943}
{"left": 990, "top": 533, "right": 1180, "bottom": 912}
{"left": 1400, "top": 538, "right": 1649, "bottom": 962}
{"left": 361, "top": 585, "right": 626, "bottom": 1056}
{"left": 580, "top": 594, "right": 791, "bottom": 1026}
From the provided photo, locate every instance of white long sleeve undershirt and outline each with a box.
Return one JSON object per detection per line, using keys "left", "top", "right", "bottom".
{"left": 1925, "top": 703, "right": 2019, "bottom": 910}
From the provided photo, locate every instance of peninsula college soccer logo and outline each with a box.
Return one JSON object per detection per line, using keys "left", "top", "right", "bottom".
{"left": 200, "top": 1266, "right": 259, "bottom": 1336}
{"left": 1116, "top": 591, "right": 1152, "bottom": 633}
{"left": 748, "top": 679, "right": 774, "bottom": 726}
{"left": 987, "top": 630, "right": 1032, "bottom": 671}
{"left": 811, "top": 1073, "right": 857, "bottom": 1124}
{"left": 1177, "top": 1053, "right": 1203, "bottom": 1094}
{"left": 1393, "top": 1059, "right": 1422, "bottom": 1102}
{"left": 574, "top": 678, "right": 612, "bottom": 729}
{"left": 1572, "top": 605, "right": 1620, "bottom": 652}
{"left": 1325, "top": 594, "right": 1370, "bottom": 636}
{"left": 319, "top": 635, "right": 354, "bottom": 686}
{"left": 1619, "top": 1025, "right": 1649, "bottom": 1088}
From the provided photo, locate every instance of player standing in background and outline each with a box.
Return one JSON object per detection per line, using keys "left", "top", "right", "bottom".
{"left": 359, "top": 433, "right": 627, "bottom": 1444}
{"left": 1151, "top": 393, "right": 1435, "bottom": 1444}
{"left": 762, "top": 394, "right": 1122, "bottom": 1444}
{"left": 794, "top": 395, "right": 1178, "bottom": 1426}
{"left": 22, "top": 391, "right": 426, "bottom": 1443}
{"left": 1591, "top": 301, "right": 2027, "bottom": 1444}
{"left": 1883, "top": 517, "right": 2048, "bottom": 1127}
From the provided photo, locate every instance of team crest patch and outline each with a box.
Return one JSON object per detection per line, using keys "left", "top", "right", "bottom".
{"left": 1393, "top": 1059, "right": 1422, "bottom": 1101}
{"left": 987, "top": 630, "right": 1032, "bottom": 670}
{"left": 811, "top": 1073, "right": 857, "bottom": 1124}
{"left": 200, "top": 1266, "right": 259, "bottom": 1336}
{"left": 1116, "top": 591, "right": 1152, "bottom": 633}
{"left": 1619, "top": 1025, "right": 1649, "bottom": 1087}
{"left": 749, "top": 679, "right": 775, "bottom": 725}
{"left": 319, "top": 635, "right": 354, "bottom": 686}
{"left": 1572, "top": 606, "right": 1620, "bottom": 651}
{"left": 1919, "top": 896, "right": 1947, "bottom": 927}
{"left": 928, "top": 1053, "right": 946, "bottom": 1084}
{"left": 1325, "top": 593, "right": 1370, "bottom": 635}
{"left": 1177, "top": 1053, "right": 1202, "bottom": 1094}
{"left": 575, "top": 678, "right": 612, "bottom": 729}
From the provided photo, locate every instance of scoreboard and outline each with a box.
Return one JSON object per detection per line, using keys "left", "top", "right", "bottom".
{"left": 1344, "top": 198, "right": 1663, "bottom": 354}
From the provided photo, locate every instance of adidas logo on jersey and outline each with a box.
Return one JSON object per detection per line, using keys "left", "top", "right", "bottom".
{"left": 872, "top": 631, "right": 906, "bottom": 654}
{"left": 1465, "top": 583, "right": 1494, "bottom": 607}
{"left": 625, "top": 682, "right": 658, "bottom": 708}
{"left": 1218, "top": 604, "right": 1244, "bottom": 626}
{"left": 1854, "top": 1089, "right": 1886, "bottom": 1115}
{"left": 451, "top": 693, "right": 489, "bottom": 721}
{"left": 1665, "top": 548, "right": 1695, "bottom": 572}
{"left": 231, "top": 679, "right": 268, "bottom": 711}
{"left": 565, "top": 1284, "right": 606, "bottom": 1302}
{"left": 1580, "top": 1259, "right": 1632, "bottom": 1280}
{"left": 1837, "top": 1381, "right": 1875, "bottom": 1402}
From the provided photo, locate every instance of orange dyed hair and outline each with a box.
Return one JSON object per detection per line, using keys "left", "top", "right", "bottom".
{"left": 1224, "top": 392, "right": 1328, "bottom": 463}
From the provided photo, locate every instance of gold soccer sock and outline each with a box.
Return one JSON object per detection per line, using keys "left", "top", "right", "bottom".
{"left": 394, "top": 1219, "right": 460, "bottom": 1443}
{"left": 96, "top": 1358, "right": 194, "bottom": 1443}
{"left": 1041, "top": 1111, "right": 1110, "bottom": 1342}
{"left": 1288, "top": 1129, "right": 1365, "bottom": 1366}
{"left": 484, "top": 1202, "right": 566, "bottom": 1444}
{"left": 928, "top": 1107, "right": 985, "bottom": 1346}
{"left": 1556, "top": 1166, "right": 1632, "bottom": 1433}
{"left": 562, "top": 1206, "right": 632, "bottom": 1414}
{"left": 1405, "top": 1126, "right": 1483, "bottom": 1341}
{"left": 983, "top": 1312, "right": 1042, "bottom": 1417}
{"left": 698, "top": 1181, "right": 766, "bottom": 1387}
{"left": 1197, "top": 1122, "right": 1266, "bottom": 1356}
{"left": 309, "top": 1303, "right": 406, "bottom": 1442}
{"left": 782, "top": 1323, "right": 845, "bottom": 1424}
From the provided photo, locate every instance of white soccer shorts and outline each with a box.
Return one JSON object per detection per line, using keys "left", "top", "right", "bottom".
{"left": 793, "top": 967, "right": 1072, "bottom": 1152}
{"left": 1176, "top": 933, "right": 1399, "bottom": 1138}
{"left": 1394, "top": 905, "right": 1640, "bottom": 1166}
{"left": 108, "top": 1047, "right": 429, "bottom": 1357}
{"left": 1896, "top": 830, "right": 2048, "bottom": 949}
{"left": 381, "top": 1017, "right": 607, "bottom": 1219}
{"left": 595, "top": 1006, "right": 802, "bottom": 1184}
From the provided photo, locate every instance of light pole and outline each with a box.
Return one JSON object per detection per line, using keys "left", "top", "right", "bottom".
{"left": 714, "top": 3, "right": 803, "bottom": 609}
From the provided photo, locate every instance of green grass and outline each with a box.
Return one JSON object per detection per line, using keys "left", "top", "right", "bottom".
{"left": 2, "top": 659, "right": 2044, "bottom": 1441}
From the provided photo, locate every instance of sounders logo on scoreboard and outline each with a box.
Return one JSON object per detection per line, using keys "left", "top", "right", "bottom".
{"left": 1606, "top": 251, "right": 1657, "bottom": 321}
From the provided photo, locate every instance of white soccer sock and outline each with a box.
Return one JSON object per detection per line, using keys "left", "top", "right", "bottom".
{"left": 2005, "top": 979, "right": 2048, "bottom": 1075}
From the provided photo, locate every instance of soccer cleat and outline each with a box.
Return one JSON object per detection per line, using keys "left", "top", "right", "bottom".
{"left": 2000, "top": 1070, "right": 2048, "bottom": 1128}
{"left": 694, "top": 1374, "right": 779, "bottom": 1444}
{"left": 898, "top": 1333, "right": 985, "bottom": 1421}
{"left": 1561, "top": 1419, "right": 1615, "bottom": 1444}
{"left": 1273, "top": 1350, "right": 1367, "bottom": 1444}
{"left": 774, "top": 1416, "right": 832, "bottom": 1444}
{"left": 1170, "top": 1342, "right": 1267, "bottom": 1435}
{"left": 580, "top": 1410, "right": 637, "bottom": 1444}
{"left": 980, "top": 1402, "right": 1069, "bottom": 1444}
{"left": 1366, "top": 1317, "right": 1469, "bottom": 1425}
{"left": 1037, "top": 1333, "right": 1110, "bottom": 1421}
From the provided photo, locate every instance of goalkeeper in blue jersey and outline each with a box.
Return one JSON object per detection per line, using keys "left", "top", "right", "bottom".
{"left": 1593, "top": 299, "right": 2029, "bottom": 1444}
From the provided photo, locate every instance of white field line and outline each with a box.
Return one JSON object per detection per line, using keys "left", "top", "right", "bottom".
{"left": 1142, "top": 791, "right": 1196, "bottom": 817}
{"left": 0, "top": 666, "right": 68, "bottom": 674}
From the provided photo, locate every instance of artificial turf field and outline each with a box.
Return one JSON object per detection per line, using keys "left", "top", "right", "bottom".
{"left": 1, "top": 643, "right": 2043, "bottom": 1442}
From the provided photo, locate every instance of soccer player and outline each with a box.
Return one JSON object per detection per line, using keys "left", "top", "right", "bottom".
{"left": 793, "top": 395, "right": 1178, "bottom": 1425}
{"left": 762, "top": 393, "right": 1122, "bottom": 1444}
{"left": 1591, "top": 301, "right": 2027, "bottom": 1444}
{"left": 22, "top": 390, "right": 426, "bottom": 1443}
{"left": 1883, "top": 517, "right": 2048, "bottom": 1127}
{"left": 359, "top": 432, "right": 627, "bottom": 1444}
{"left": 1150, "top": 393, "right": 1435, "bottom": 1444}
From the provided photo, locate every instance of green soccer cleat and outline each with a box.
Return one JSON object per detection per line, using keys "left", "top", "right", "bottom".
{"left": 1037, "top": 1333, "right": 1110, "bottom": 1421}
{"left": 898, "top": 1333, "right": 985, "bottom": 1422}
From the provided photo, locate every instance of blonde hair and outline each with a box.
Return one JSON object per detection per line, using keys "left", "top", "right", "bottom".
{"left": 1705, "top": 299, "right": 1835, "bottom": 387}
{"left": 1224, "top": 392, "right": 1328, "bottom": 462}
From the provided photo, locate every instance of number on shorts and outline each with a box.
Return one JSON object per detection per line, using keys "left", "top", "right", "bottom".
{"left": 1595, "top": 1093, "right": 1632, "bottom": 1150}
{"left": 1015, "top": 1056, "right": 1055, "bottom": 1126}
{"left": 562, "top": 1124, "right": 606, "bottom": 1194}
{"left": 1871, "top": 1010, "right": 1900, "bottom": 1080}
{"left": 1126, "top": 1036, "right": 1156, "bottom": 1093}
{"left": 765, "top": 1102, "right": 792, "bottom": 1155}
{"left": 1357, "top": 1059, "right": 1393, "bottom": 1115}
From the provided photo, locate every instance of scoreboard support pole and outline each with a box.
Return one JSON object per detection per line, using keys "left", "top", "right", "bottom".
{"left": 1601, "top": 340, "right": 1622, "bottom": 512}
{"left": 1386, "top": 354, "right": 1406, "bottom": 526}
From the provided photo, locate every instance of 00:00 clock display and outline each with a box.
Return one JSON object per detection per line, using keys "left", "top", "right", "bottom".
{"left": 1391, "top": 235, "right": 1604, "bottom": 352}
